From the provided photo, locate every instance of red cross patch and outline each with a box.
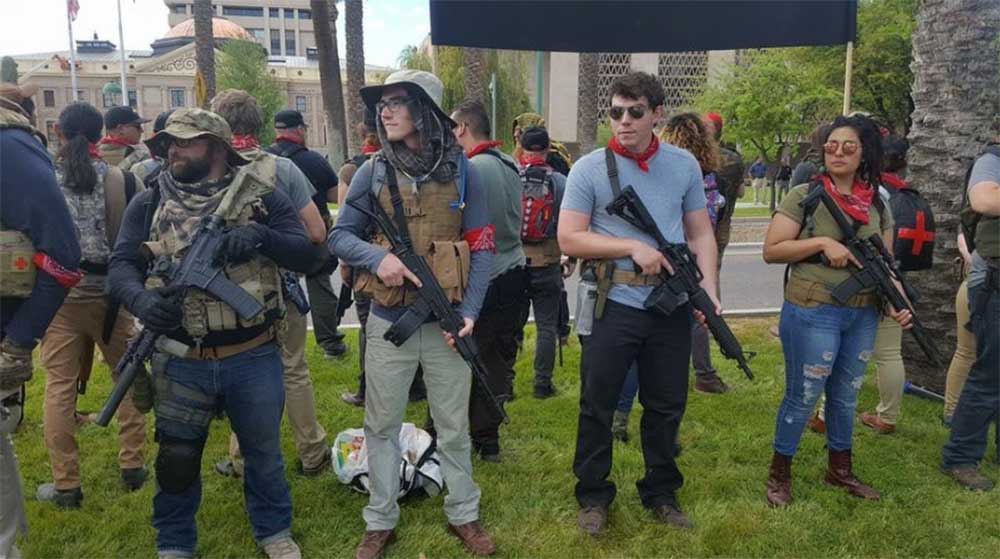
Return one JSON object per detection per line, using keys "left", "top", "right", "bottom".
{"left": 897, "top": 211, "right": 935, "bottom": 255}
{"left": 13, "top": 256, "right": 29, "bottom": 271}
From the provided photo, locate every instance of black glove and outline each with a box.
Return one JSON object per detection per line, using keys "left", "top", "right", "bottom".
{"left": 132, "top": 286, "right": 184, "bottom": 333}
{"left": 213, "top": 224, "right": 268, "bottom": 266}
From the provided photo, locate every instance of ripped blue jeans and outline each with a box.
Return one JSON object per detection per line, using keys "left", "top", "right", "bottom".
{"left": 773, "top": 301, "right": 878, "bottom": 456}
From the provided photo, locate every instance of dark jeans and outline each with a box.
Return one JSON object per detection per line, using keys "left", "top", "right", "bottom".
{"left": 152, "top": 343, "right": 291, "bottom": 556}
{"left": 305, "top": 268, "right": 343, "bottom": 353}
{"left": 468, "top": 302, "right": 521, "bottom": 446}
{"left": 943, "top": 279, "right": 1000, "bottom": 468}
{"left": 573, "top": 300, "right": 691, "bottom": 509}
{"left": 520, "top": 264, "right": 563, "bottom": 387}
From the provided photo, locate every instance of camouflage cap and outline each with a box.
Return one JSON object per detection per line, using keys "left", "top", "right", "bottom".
{"left": 145, "top": 107, "right": 249, "bottom": 167}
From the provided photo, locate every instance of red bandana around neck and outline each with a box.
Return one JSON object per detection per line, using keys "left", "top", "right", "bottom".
{"left": 275, "top": 133, "right": 304, "bottom": 146}
{"left": 822, "top": 174, "right": 875, "bottom": 225}
{"left": 98, "top": 135, "right": 134, "bottom": 148}
{"left": 231, "top": 134, "right": 260, "bottom": 151}
{"left": 518, "top": 153, "right": 548, "bottom": 168}
{"left": 88, "top": 143, "right": 101, "bottom": 159}
{"left": 608, "top": 134, "right": 659, "bottom": 172}
{"left": 466, "top": 140, "right": 504, "bottom": 159}
{"left": 880, "top": 172, "right": 907, "bottom": 191}
{"left": 361, "top": 143, "right": 380, "bottom": 155}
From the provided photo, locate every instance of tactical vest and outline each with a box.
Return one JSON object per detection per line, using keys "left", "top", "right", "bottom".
{"left": 354, "top": 158, "right": 469, "bottom": 308}
{"left": 144, "top": 158, "right": 283, "bottom": 338}
{"left": 975, "top": 217, "right": 1000, "bottom": 259}
{"left": 98, "top": 143, "right": 128, "bottom": 167}
{"left": 0, "top": 230, "right": 36, "bottom": 298}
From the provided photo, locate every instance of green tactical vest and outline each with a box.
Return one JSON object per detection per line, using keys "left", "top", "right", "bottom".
{"left": 975, "top": 217, "right": 1000, "bottom": 259}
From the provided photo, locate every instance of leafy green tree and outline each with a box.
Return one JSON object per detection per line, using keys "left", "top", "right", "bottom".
{"left": 1, "top": 56, "right": 18, "bottom": 84}
{"left": 216, "top": 39, "right": 284, "bottom": 146}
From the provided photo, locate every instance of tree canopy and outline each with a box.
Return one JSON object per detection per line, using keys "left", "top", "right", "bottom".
{"left": 216, "top": 39, "right": 284, "bottom": 146}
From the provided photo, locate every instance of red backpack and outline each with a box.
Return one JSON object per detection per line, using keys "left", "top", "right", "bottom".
{"left": 520, "top": 164, "right": 556, "bottom": 242}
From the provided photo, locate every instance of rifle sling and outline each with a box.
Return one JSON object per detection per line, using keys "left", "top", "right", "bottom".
{"left": 605, "top": 148, "right": 623, "bottom": 198}
{"left": 384, "top": 164, "right": 415, "bottom": 252}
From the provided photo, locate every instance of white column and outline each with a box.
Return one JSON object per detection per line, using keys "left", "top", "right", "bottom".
{"left": 547, "top": 52, "right": 579, "bottom": 143}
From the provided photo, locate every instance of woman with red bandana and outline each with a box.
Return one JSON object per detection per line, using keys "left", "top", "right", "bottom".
{"left": 762, "top": 114, "right": 913, "bottom": 507}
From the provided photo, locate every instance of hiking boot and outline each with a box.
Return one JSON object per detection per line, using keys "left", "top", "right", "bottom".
{"left": 765, "top": 451, "right": 793, "bottom": 507}
{"left": 341, "top": 391, "right": 365, "bottom": 407}
{"left": 695, "top": 373, "right": 730, "bottom": 394}
{"left": 299, "top": 448, "right": 332, "bottom": 477}
{"left": 36, "top": 483, "right": 83, "bottom": 509}
{"left": 577, "top": 505, "right": 608, "bottom": 536}
{"left": 120, "top": 466, "right": 148, "bottom": 492}
{"left": 355, "top": 529, "right": 395, "bottom": 559}
{"left": 262, "top": 536, "right": 301, "bottom": 559}
{"left": 477, "top": 441, "right": 501, "bottom": 463}
{"left": 942, "top": 465, "right": 995, "bottom": 491}
{"left": 214, "top": 459, "right": 242, "bottom": 479}
{"left": 651, "top": 503, "right": 693, "bottom": 529}
{"left": 447, "top": 521, "right": 497, "bottom": 556}
{"left": 807, "top": 412, "right": 826, "bottom": 434}
{"left": 824, "top": 449, "right": 880, "bottom": 500}
{"left": 324, "top": 340, "right": 348, "bottom": 359}
{"left": 612, "top": 410, "right": 630, "bottom": 443}
{"left": 860, "top": 412, "right": 896, "bottom": 435}
{"left": 533, "top": 383, "right": 557, "bottom": 399}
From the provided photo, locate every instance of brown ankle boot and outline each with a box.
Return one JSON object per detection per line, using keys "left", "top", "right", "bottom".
{"left": 766, "top": 452, "right": 793, "bottom": 507}
{"left": 825, "top": 449, "right": 880, "bottom": 500}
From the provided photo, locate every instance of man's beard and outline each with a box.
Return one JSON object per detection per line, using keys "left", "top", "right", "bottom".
{"left": 169, "top": 152, "right": 214, "bottom": 183}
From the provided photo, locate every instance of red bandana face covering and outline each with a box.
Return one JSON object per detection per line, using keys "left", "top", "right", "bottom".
{"left": 275, "top": 133, "right": 304, "bottom": 146}
{"left": 519, "top": 153, "right": 548, "bottom": 168}
{"left": 608, "top": 134, "right": 659, "bottom": 172}
{"left": 465, "top": 140, "right": 504, "bottom": 159}
{"left": 88, "top": 143, "right": 102, "bottom": 159}
{"left": 361, "top": 144, "right": 380, "bottom": 155}
{"left": 231, "top": 134, "right": 260, "bottom": 151}
{"left": 822, "top": 174, "right": 875, "bottom": 225}
{"left": 880, "top": 172, "right": 907, "bottom": 191}
{"left": 98, "top": 135, "right": 134, "bottom": 148}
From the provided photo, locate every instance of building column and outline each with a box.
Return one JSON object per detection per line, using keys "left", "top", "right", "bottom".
{"left": 546, "top": 52, "right": 579, "bottom": 143}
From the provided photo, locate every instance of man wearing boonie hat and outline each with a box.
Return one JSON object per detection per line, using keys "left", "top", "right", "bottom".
{"left": 108, "top": 107, "right": 316, "bottom": 559}
{"left": 329, "top": 69, "right": 498, "bottom": 559}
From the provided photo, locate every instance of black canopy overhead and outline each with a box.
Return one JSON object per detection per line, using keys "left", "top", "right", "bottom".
{"left": 430, "top": 0, "right": 857, "bottom": 52}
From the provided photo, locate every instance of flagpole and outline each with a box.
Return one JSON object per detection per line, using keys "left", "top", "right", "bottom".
{"left": 117, "top": 0, "right": 128, "bottom": 106}
{"left": 842, "top": 40, "right": 854, "bottom": 115}
{"left": 67, "top": 1, "right": 78, "bottom": 101}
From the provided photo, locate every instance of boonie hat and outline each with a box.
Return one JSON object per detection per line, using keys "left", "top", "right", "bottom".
{"left": 105, "top": 105, "right": 151, "bottom": 130}
{"left": 274, "top": 109, "right": 306, "bottom": 129}
{"left": 145, "top": 107, "right": 250, "bottom": 167}
{"left": 360, "top": 69, "right": 455, "bottom": 129}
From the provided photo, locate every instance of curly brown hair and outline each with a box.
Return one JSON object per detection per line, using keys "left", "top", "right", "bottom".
{"left": 660, "top": 112, "right": 719, "bottom": 173}
{"left": 210, "top": 88, "right": 262, "bottom": 137}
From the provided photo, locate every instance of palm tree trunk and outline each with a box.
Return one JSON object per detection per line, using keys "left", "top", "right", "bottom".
{"left": 193, "top": 0, "right": 216, "bottom": 108}
{"left": 344, "top": 0, "right": 365, "bottom": 157}
{"left": 577, "top": 53, "right": 600, "bottom": 155}
{"left": 311, "top": 0, "right": 348, "bottom": 165}
{"left": 463, "top": 47, "right": 487, "bottom": 105}
{"left": 904, "top": 0, "right": 1000, "bottom": 390}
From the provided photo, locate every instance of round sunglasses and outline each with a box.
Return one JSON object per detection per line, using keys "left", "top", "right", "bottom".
{"left": 823, "top": 140, "right": 860, "bottom": 155}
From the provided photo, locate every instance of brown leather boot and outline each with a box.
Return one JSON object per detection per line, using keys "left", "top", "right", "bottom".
{"left": 765, "top": 452, "right": 793, "bottom": 507}
{"left": 825, "top": 449, "right": 880, "bottom": 500}
{"left": 447, "top": 521, "right": 497, "bottom": 556}
{"left": 354, "top": 529, "right": 395, "bottom": 559}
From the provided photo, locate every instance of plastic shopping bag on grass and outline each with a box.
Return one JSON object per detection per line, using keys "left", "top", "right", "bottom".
{"left": 332, "top": 423, "right": 443, "bottom": 498}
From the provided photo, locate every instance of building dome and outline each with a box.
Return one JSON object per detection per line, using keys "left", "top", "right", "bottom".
{"left": 151, "top": 17, "right": 252, "bottom": 56}
{"left": 162, "top": 17, "right": 252, "bottom": 41}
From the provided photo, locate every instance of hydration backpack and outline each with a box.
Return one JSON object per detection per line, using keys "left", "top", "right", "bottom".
{"left": 520, "top": 164, "right": 556, "bottom": 242}
{"left": 887, "top": 184, "right": 936, "bottom": 271}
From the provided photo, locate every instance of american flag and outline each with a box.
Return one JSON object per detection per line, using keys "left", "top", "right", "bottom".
{"left": 67, "top": 0, "right": 80, "bottom": 21}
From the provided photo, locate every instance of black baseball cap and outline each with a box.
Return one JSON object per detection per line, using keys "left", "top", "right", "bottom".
{"left": 520, "top": 126, "right": 550, "bottom": 152}
{"left": 153, "top": 109, "right": 176, "bottom": 134}
{"left": 275, "top": 109, "right": 307, "bottom": 129}
{"left": 105, "top": 105, "right": 150, "bottom": 130}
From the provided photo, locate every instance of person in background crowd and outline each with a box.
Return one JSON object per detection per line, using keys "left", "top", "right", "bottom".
{"left": 749, "top": 156, "right": 768, "bottom": 205}
{"left": 943, "top": 232, "right": 976, "bottom": 425}
{"left": 704, "top": 112, "right": 746, "bottom": 262}
{"left": 762, "top": 114, "right": 911, "bottom": 508}
{"left": 941, "top": 133, "right": 1000, "bottom": 492}
{"left": 208, "top": 90, "right": 332, "bottom": 481}
{"left": 99, "top": 105, "right": 152, "bottom": 169}
{"left": 789, "top": 124, "right": 829, "bottom": 189}
{"left": 130, "top": 109, "right": 175, "bottom": 184}
{"left": 774, "top": 153, "right": 793, "bottom": 202}
{"left": 329, "top": 69, "right": 497, "bottom": 558}
{"left": 512, "top": 112, "right": 572, "bottom": 175}
{"left": 36, "top": 101, "right": 147, "bottom": 510}
{"left": 267, "top": 109, "right": 347, "bottom": 359}
{"left": 451, "top": 99, "right": 526, "bottom": 461}
{"left": 514, "top": 126, "right": 567, "bottom": 400}
{"left": 1, "top": 81, "right": 82, "bottom": 559}
{"left": 560, "top": 72, "right": 720, "bottom": 535}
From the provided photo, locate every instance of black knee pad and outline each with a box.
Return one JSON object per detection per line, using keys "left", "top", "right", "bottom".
{"left": 155, "top": 432, "right": 207, "bottom": 494}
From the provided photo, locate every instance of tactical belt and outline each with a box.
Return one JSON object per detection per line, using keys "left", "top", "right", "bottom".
{"left": 184, "top": 329, "right": 274, "bottom": 361}
{"left": 611, "top": 269, "right": 662, "bottom": 287}
{"left": 785, "top": 278, "right": 877, "bottom": 308}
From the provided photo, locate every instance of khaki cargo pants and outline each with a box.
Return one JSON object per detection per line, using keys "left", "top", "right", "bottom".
{"left": 39, "top": 300, "right": 146, "bottom": 490}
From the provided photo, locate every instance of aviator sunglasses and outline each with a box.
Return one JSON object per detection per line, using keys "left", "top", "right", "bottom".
{"left": 608, "top": 104, "right": 648, "bottom": 121}
{"left": 823, "top": 139, "right": 860, "bottom": 156}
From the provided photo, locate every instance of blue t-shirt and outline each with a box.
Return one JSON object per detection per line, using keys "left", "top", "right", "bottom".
{"left": 561, "top": 145, "right": 707, "bottom": 309}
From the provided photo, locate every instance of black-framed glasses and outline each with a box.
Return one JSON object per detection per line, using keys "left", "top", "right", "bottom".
{"left": 609, "top": 105, "right": 648, "bottom": 121}
{"left": 169, "top": 137, "right": 199, "bottom": 148}
{"left": 376, "top": 96, "right": 412, "bottom": 114}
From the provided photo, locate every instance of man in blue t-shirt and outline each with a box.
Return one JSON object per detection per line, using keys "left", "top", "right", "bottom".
{"left": 559, "top": 72, "right": 720, "bottom": 534}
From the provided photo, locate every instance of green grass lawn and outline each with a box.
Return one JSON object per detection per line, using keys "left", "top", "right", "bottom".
{"left": 732, "top": 205, "right": 773, "bottom": 219}
{"left": 12, "top": 320, "right": 999, "bottom": 558}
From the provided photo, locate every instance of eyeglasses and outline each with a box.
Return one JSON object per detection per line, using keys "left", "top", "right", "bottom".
{"left": 608, "top": 105, "right": 648, "bottom": 121}
{"left": 823, "top": 140, "right": 860, "bottom": 155}
{"left": 376, "top": 96, "right": 411, "bottom": 114}
{"left": 169, "top": 137, "right": 199, "bottom": 149}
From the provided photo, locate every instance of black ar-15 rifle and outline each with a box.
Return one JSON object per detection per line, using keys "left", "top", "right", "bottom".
{"left": 346, "top": 185, "right": 508, "bottom": 424}
{"left": 605, "top": 184, "right": 756, "bottom": 381}
{"left": 805, "top": 188, "right": 944, "bottom": 367}
{"left": 96, "top": 215, "right": 265, "bottom": 427}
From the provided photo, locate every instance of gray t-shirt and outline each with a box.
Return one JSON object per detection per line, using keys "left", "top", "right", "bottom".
{"left": 469, "top": 150, "right": 525, "bottom": 278}
{"left": 968, "top": 151, "right": 1000, "bottom": 287}
{"left": 561, "top": 145, "right": 707, "bottom": 309}
{"left": 274, "top": 155, "right": 317, "bottom": 212}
